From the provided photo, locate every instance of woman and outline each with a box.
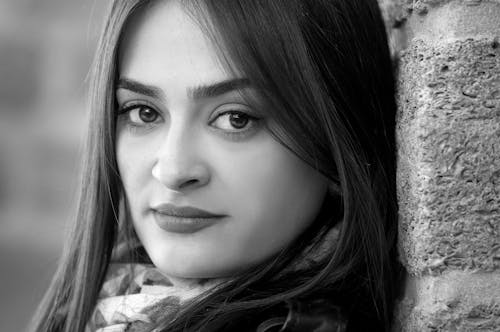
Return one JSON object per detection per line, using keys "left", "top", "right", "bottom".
{"left": 29, "top": 0, "right": 400, "bottom": 331}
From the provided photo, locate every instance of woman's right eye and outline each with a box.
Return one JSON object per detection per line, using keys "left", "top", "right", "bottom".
{"left": 118, "top": 104, "right": 162, "bottom": 127}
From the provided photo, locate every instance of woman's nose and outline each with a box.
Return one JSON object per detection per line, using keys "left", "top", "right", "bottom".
{"left": 151, "top": 127, "right": 210, "bottom": 191}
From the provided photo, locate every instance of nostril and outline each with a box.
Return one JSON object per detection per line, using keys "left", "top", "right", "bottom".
{"left": 181, "top": 179, "right": 199, "bottom": 188}
{"left": 152, "top": 161, "right": 210, "bottom": 190}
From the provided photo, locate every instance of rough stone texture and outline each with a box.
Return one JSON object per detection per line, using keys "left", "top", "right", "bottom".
{"left": 380, "top": 0, "right": 500, "bottom": 26}
{"left": 379, "top": 0, "right": 500, "bottom": 56}
{"left": 394, "top": 272, "right": 500, "bottom": 331}
{"left": 378, "top": 0, "right": 500, "bottom": 330}
{"left": 397, "top": 37, "right": 500, "bottom": 275}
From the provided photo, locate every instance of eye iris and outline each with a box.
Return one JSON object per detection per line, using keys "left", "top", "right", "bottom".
{"left": 138, "top": 107, "right": 157, "bottom": 122}
{"left": 229, "top": 113, "right": 249, "bottom": 129}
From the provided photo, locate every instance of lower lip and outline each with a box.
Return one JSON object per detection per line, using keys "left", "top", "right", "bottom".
{"left": 153, "top": 211, "right": 222, "bottom": 234}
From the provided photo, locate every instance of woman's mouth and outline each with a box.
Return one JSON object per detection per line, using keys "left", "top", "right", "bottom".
{"left": 151, "top": 203, "right": 226, "bottom": 234}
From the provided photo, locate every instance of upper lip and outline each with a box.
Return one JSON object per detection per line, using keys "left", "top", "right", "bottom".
{"left": 151, "top": 203, "right": 225, "bottom": 218}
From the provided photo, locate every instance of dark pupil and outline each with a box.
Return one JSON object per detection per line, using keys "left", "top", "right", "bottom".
{"left": 139, "top": 107, "right": 157, "bottom": 122}
{"left": 229, "top": 113, "right": 248, "bottom": 129}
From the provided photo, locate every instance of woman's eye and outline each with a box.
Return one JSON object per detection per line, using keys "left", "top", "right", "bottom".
{"left": 119, "top": 104, "right": 161, "bottom": 125}
{"left": 210, "top": 111, "right": 259, "bottom": 132}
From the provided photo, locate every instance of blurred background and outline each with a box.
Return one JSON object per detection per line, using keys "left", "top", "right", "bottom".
{"left": 0, "top": 1, "right": 106, "bottom": 330}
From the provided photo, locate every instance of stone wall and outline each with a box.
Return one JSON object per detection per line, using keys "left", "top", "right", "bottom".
{"left": 380, "top": 0, "right": 500, "bottom": 330}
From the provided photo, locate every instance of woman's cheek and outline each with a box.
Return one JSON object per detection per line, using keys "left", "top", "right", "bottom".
{"left": 213, "top": 137, "right": 328, "bottom": 263}
{"left": 116, "top": 132, "right": 157, "bottom": 209}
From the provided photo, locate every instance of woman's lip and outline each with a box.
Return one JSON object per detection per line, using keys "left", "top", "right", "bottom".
{"left": 152, "top": 211, "right": 223, "bottom": 234}
{"left": 150, "top": 203, "right": 226, "bottom": 218}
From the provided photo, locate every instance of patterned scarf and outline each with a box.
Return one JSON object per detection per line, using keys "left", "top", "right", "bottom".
{"left": 84, "top": 226, "right": 340, "bottom": 332}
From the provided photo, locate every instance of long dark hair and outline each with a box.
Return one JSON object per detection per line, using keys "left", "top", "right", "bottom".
{"left": 28, "top": 0, "right": 399, "bottom": 331}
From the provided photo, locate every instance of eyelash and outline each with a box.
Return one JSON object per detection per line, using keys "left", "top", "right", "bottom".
{"left": 116, "top": 103, "right": 262, "bottom": 138}
{"left": 117, "top": 103, "right": 161, "bottom": 132}
{"left": 209, "top": 109, "right": 261, "bottom": 139}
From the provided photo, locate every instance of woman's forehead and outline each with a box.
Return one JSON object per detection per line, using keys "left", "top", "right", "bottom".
{"left": 118, "top": 0, "right": 232, "bottom": 92}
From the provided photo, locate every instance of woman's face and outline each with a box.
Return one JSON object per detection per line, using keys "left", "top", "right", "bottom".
{"left": 116, "top": 0, "right": 329, "bottom": 282}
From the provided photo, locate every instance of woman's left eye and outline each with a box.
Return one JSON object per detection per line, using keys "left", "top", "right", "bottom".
{"left": 210, "top": 111, "right": 260, "bottom": 133}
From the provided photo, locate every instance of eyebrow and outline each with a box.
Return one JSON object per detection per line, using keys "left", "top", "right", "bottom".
{"left": 116, "top": 77, "right": 251, "bottom": 100}
{"left": 116, "top": 78, "right": 165, "bottom": 99}
{"left": 189, "top": 78, "right": 251, "bottom": 99}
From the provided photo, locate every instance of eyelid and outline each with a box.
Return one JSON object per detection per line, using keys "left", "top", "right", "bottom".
{"left": 116, "top": 102, "right": 164, "bottom": 135}
{"left": 209, "top": 103, "right": 258, "bottom": 120}
{"left": 207, "top": 104, "right": 263, "bottom": 141}
{"left": 117, "top": 100, "right": 162, "bottom": 116}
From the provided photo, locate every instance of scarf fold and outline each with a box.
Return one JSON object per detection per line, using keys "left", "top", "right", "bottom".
{"left": 85, "top": 225, "right": 340, "bottom": 332}
{"left": 84, "top": 263, "right": 221, "bottom": 332}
